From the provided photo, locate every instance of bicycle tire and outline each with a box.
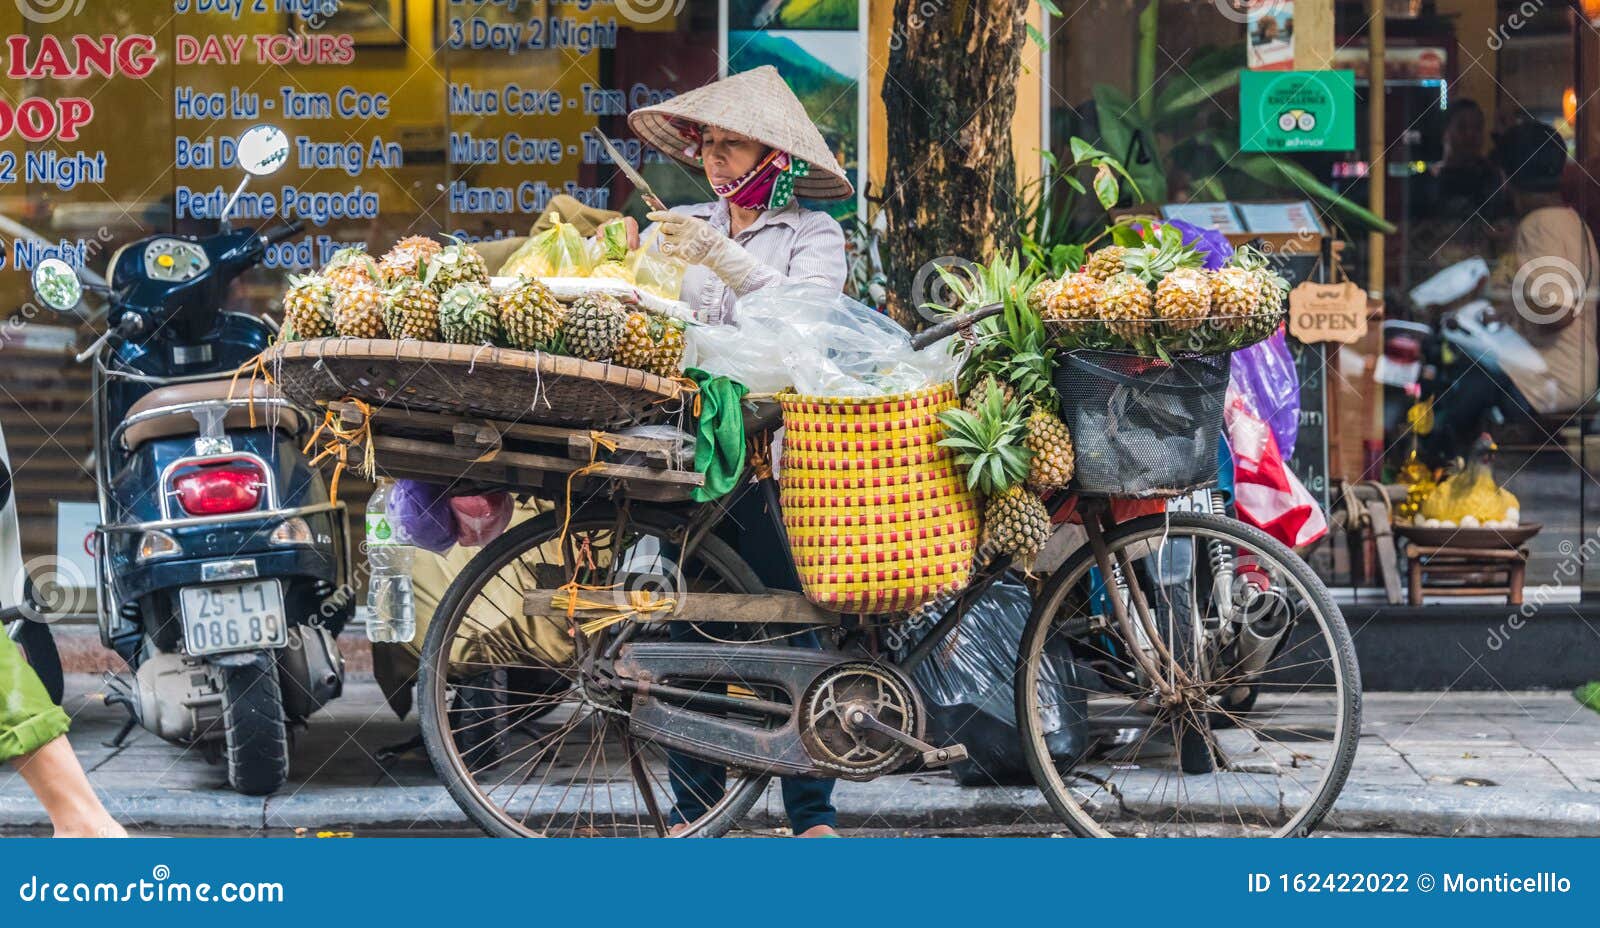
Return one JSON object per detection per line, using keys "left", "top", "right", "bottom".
{"left": 1016, "top": 511, "right": 1360, "bottom": 837}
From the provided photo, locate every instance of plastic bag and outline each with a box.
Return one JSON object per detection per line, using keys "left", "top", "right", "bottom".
{"left": 628, "top": 227, "right": 687, "bottom": 300}
{"left": 894, "top": 577, "right": 1089, "bottom": 786}
{"left": 498, "top": 212, "right": 592, "bottom": 277}
{"left": 686, "top": 283, "right": 958, "bottom": 397}
{"left": 450, "top": 492, "right": 513, "bottom": 548}
{"left": 388, "top": 480, "right": 458, "bottom": 554}
{"left": 585, "top": 219, "right": 635, "bottom": 283}
{"left": 1228, "top": 328, "right": 1300, "bottom": 460}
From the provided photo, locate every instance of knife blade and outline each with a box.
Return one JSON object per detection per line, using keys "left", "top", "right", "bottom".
{"left": 597, "top": 130, "right": 667, "bottom": 213}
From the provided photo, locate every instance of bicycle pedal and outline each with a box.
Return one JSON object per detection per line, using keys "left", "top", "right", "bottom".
{"left": 920, "top": 743, "right": 968, "bottom": 767}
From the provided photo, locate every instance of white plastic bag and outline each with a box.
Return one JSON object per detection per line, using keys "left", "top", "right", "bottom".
{"left": 685, "top": 283, "right": 957, "bottom": 396}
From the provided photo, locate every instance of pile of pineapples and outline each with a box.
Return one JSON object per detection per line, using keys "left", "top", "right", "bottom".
{"left": 278, "top": 236, "right": 686, "bottom": 378}
{"left": 1033, "top": 231, "right": 1288, "bottom": 355}
{"left": 937, "top": 302, "right": 1074, "bottom": 566}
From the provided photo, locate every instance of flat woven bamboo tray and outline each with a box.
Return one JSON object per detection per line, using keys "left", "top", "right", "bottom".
{"left": 261, "top": 338, "right": 690, "bottom": 428}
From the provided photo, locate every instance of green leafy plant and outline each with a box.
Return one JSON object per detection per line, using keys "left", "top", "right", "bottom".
{"left": 1018, "top": 137, "right": 1144, "bottom": 279}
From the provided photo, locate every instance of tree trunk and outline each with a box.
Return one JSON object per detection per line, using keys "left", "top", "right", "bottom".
{"left": 882, "top": 0, "right": 1031, "bottom": 328}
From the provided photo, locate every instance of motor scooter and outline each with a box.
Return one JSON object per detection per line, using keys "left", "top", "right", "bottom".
{"left": 28, "top": 125, "right": 352, "bottom": 795}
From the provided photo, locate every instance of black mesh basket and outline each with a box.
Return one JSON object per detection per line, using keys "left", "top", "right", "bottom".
{"left": 1054, "top": 350, "right": 1230, "bottom": 497}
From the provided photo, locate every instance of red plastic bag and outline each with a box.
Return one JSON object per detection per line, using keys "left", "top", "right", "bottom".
{"left": 450, "top": 492, "right": 513, "bottom": 548}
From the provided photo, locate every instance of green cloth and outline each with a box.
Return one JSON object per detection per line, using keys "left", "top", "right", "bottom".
{"left": 686, "top": 367, "right": 749, "bottom": 502}
{"left": 0, "top": 626, "right": 70, "bottom": 762}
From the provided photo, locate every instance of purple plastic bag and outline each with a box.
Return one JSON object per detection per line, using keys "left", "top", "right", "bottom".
{"left": 388, "top": 480, "right": 459, "bottom": 554}
{"left": 1229, "top": 329, "right": 1300, "bottom": 460}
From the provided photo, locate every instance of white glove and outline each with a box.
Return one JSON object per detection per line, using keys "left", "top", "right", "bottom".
{"left": 648, "top": 210, "right": 762, "bottom": 290}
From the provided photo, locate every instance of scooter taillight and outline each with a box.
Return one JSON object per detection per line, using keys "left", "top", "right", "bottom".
{"left": 173, "top": 465, "right": 264, "bottom": 516}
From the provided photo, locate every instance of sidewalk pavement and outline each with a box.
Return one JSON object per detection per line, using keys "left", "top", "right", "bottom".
{"left": 4, "top": 675, "right": 1599, "bottom": 836}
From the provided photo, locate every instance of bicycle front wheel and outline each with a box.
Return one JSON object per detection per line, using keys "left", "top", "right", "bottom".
{"left": 1016, "top": 511, "right": 1360, "bottom": 837}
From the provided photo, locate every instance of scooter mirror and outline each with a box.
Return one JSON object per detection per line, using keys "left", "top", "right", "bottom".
{"left": 31, "top": 258, "right": 82, "bottom": 312}
{"left": 236, "top": 124, "right": 290, "bottom": 177}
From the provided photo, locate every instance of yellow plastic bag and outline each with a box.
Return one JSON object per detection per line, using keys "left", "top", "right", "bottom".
{"left": 628, "top": 227, "right": 687, "bottom": 300}
{"left": 498, "top": 212, "right": 592, "bottom": 277}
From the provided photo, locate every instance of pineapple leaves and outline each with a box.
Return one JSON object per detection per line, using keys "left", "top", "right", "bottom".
{"left": 937, "top": 390, "right": 1031, "bottom": 496}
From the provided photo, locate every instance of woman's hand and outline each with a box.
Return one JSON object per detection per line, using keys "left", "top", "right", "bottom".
{"left": 648, "top": 210, "right": 760, "bottom": 289}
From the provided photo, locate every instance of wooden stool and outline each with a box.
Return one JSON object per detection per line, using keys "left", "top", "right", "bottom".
{"left": 1404, "top": 543, "right": 1528, "bottom": 606}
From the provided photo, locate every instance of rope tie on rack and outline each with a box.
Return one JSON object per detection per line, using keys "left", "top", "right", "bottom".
{"left": 551, "top": 581, "right": 677, "bottom": 637}
{"left": 226, "top": 352, "right": 276, "bottom": 428}
{"left": 302, "top": 397, "right": 375, "bottom": 505}
{"left": 555, "top": 430, "right": 619, "bottom": 554}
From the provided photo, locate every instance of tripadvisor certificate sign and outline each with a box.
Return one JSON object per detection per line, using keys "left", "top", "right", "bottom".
{"left": 1240, "top": 70, "right": 1356, "bottom": 152}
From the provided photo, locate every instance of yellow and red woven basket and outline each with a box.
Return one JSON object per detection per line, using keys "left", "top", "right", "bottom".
{"left": 778, "top": 383, "right": 979, "bottom": 614}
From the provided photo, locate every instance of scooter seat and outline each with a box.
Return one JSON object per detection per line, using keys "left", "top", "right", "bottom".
{"left": 121, "top": 379, "right": 306, "bottom": 449}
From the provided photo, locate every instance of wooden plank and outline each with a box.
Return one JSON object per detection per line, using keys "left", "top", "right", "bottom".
{"left": 370, "top": 435, "right": 702, "bottom": 488}
{"left": 523, "top": 590, "right": 837, "bottom": 626}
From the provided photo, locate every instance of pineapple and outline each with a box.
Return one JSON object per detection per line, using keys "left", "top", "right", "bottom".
{"left": 962, "top": 373, "right": 1016, "bottom": 417}
{"left": 651, "top": 318, "right": 687, "bottom": 377}
{"left": 424, "top": 240, "right": 491, "bottom": 294}
{"left": 377, "top": 249, "right": 424, "bottom": 286}
{"left": 982, "top": 486, "right": 1051, "bottom": 563}
{"left": 438, "top": 283, "right": 500, "bottom": 346}
{"left": 1154, "top": 266, "right": 1213, "bottom": 332}
{"left": 558, "top": 293, "right": 626, "bottom": 361}
{"left": 495, "top": 276, "right": 565, "bottom": 351}
{"left": 1099, "top": 271, "right": 1154, "bottom": 341}
{"left": 1210, "top": 266, "right": 1262, "bottom": 322}
{"left": 938, "top": 389, "right": 1050, "bottom": 563}
{"left": 1105, "top": 234, "right": 1204, "bottom": 341}
{"left": 1042, "top": 272, "right": 1102, "bottom": 328}
{"left": 1082, "top": 246, "right": 1129, "bottom": 281}
{"left": 281, "top": 274, "right": 334, "bottom": 341}
{"left": 322, "top": 247, "right": 379, "bottom": 290}
{"left": 332, "top": 279, "right": 387, "bottom": 338}
{"left": 1026, "top": 277, "right": 1061, "bottom": 316}
{"left": 391, "top": 234, "right": 443, "bottom": 264}
{"left": 615, "top": 311, "right": 657, "bottom": 370}
{"left": 382, "top": 277, "right": 441, "bottom": 341}
{"left": 1023, "top": 403, "right": 1076, "bottom": 491}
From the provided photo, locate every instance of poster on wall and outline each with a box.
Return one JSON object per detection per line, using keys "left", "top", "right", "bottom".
{"left": 729, "top": 0, "right": 859, "bottom": 30}
{"left": 1245, "top": 0, "right": 1295, "bottom": 71}
{"left": 726, "top": 1, "right": 863, "bottom": 219}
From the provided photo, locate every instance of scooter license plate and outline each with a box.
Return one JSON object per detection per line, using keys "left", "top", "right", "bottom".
{"left": 179, "top": 581, "right": 287, "bottom": 656}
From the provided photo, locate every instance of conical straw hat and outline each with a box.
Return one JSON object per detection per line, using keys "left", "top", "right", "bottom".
{"left": 628, "top": 66, "right": 854, "bottom": 201}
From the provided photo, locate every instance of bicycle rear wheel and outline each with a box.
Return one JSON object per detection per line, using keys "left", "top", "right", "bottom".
{"left": 1016, "top": 511, "right": 1360, "bottom": 837}
{"left": 418, "top": 504, "right": 772, "bottom": 837}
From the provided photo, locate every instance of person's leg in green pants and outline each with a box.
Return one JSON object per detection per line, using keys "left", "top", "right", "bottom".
{"left": 1, "top": 626, "right": 124, "bottom": 837}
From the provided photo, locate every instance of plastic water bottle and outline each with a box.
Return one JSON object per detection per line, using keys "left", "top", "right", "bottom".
{"left": 363, "top": 478, "right": 415, "bottom": 643}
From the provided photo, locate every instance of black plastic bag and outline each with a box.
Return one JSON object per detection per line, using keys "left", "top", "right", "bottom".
{"left": 898, "top": 577, "right": 1090, "bottom": 786}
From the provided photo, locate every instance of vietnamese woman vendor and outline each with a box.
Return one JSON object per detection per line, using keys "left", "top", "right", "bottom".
{"left": 628, "top": 65, "right": 853, "bottom": 835}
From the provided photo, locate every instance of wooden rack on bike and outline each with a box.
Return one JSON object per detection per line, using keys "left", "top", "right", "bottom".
{"left": 325, "top": 401, "right": 704, "bottom": 503}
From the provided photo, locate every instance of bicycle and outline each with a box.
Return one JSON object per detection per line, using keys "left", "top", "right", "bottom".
{"left": 410, "top": 306, "right": 1360, "bottom": 838}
